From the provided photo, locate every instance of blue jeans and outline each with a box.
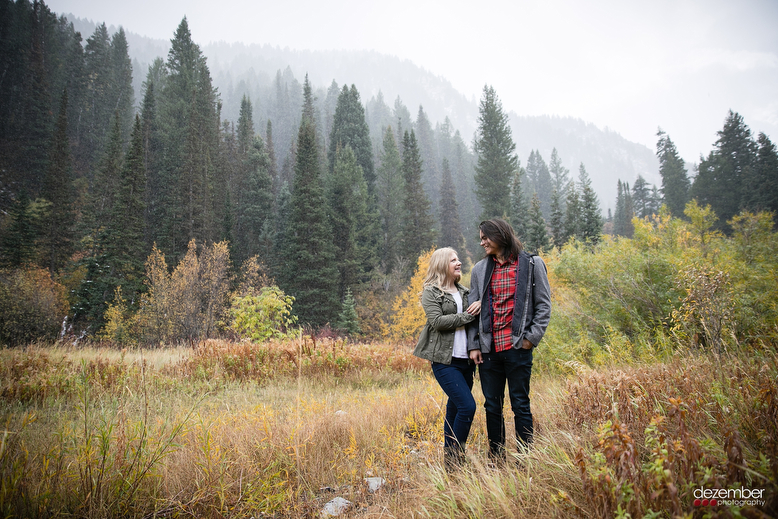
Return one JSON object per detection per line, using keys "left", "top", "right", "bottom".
{"left": 431, "top": 358, "right": 476, "bottom": 451}
{"left": 479, "top": 346, "right": 533, "bottom": 457}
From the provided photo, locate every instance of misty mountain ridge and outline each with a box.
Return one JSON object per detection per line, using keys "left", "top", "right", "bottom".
{"left": 65, "top": 13, "right": 659, "bottom": 212}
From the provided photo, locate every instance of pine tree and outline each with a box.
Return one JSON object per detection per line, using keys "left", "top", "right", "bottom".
{"left": 1, "top": 191, "right": 41, "bottom": 267}
{"left": 109, "top": 28, "right": 134, "bottom": 143}
{"left": 280, "top": 76, "right": 339, "bottom": 327}
{"left": 474, "top": 85, "right": 517, "bottom": 220}
{"left": 400, "top": 130, "right": 436, "bottom": 266}
{"left": 578, "top": 164, "right": 603, "bottom": 244}
{"left": 336, "top": 288, "right": 360, "bottom": 336}
{"left": 525, "top": 193, "right": 550, "bottom": 253}
{"left": 656, "top": 128, "right": 689, "bottom": 217}
{"left": 105, "top": 114, "right": 147, "bottom": 304}
{"left": 416, "top": 105, "right": 440, "bottom": 216}
{"left": 237, "top": 95, "right": 254, "bottom": 157}
{"left": 376, "top": 126, "right": 405, "bottom": 273}
{"left": 236, "top": 135, "right": 273, "bottom": 264}
{"left": 328, "top": 84, "right": 374, "bottom": 191}
{"left": 328, "top": 145, "right": 377, "bottom": 300}
{"left": 549, "top": 148, "right": 570, "bottom": 196}
{"left": 613, "top": 180, "right": 634, "bottom": 238}
{"left": 265, "top": 120, "right": 279, "bottom": 195}
{"left": 631, "top": 175, "right": 652, "bottom": 218}
{"left": 438, "top": 158, "right": 466, "bottom": 252}
{"left": 510, "top": 166, "right": 530, "bottom": 241}
{"left": 525, "top": 150, "right": 553, "bottom": 218}
{"left": 41, "top": 89, "right": 75, "bottom": 273}
{"left": 549, "top": 188, "right": 565, "bottom": 249}
{"left": 751, "top": 132, "right": 778, "bottom": 214}
{"left": 564, "top": 182, "right": 581, "bottom": 243}
{"left": 692, "top": 111, "right": 757, "bottom": 229}
{"left": 88, "top": 113, "right": 123, "bottom": 229}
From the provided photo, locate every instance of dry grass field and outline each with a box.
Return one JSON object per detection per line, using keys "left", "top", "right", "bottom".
{"left": 1, "top": 338, "right": 776, "bottom": 518}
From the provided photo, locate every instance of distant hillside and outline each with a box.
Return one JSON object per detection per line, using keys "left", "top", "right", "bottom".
{"left": 64, "top": 14, "right": 660, "bottom": 212}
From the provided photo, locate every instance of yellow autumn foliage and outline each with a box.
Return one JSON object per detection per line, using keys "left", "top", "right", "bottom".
{"left": 385, "top": 249, "right": 434, "bottom": 341}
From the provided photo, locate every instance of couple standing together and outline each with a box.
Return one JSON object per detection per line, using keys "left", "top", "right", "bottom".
{"left": 413, "top": 218, "right": 552, "bottom": 468}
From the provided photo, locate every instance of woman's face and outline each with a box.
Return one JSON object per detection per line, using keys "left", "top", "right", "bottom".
{"left": 447, "top": 252, "right": 462, "bottom": 282}
{"left": 480, "top": 230, "right": 500, "bottom": 257}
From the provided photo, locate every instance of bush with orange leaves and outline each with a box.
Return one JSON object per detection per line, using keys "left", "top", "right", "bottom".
{"left": 385, "top": 249, "right": 433, "bottom": 342}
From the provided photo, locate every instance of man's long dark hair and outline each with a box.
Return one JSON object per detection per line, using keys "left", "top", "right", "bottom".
{"left": 479, "top": 218, "right": 523, "bottom": 260}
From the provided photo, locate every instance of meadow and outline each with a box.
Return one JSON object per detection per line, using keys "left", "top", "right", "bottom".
{"left": 2, "top": 207, "right": 778, "bottom": 518}
{"left": 1, "top": 337, "right": 775, "bottom": 518}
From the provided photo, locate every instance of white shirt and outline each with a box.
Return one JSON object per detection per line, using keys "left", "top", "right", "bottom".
{"left": 451, "top": 291, "right": 468, "bottom": 359}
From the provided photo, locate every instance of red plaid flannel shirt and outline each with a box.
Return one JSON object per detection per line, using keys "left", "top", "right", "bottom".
{"left": 490, "top": 256, "right": 517, "bottom": 352}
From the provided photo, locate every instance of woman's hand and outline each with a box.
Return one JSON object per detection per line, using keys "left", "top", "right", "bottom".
{"left": 466, "top": 300, "right": 481, "bottom": 315}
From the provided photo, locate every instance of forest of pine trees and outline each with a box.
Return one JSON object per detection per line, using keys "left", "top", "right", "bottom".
{"left": 1, "top": 1, "right": 776, "bottom": 344}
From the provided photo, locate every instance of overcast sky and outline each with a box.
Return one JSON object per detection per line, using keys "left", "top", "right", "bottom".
{"left": 48, "top": 0, "right": 778, "bottom": 165}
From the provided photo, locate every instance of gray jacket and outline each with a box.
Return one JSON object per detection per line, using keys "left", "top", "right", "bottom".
{"left": 413, "top": 284, "right": 476, "bottom": 364}
{"left": 466, "top": 251, "right": 552, "bottom": 354}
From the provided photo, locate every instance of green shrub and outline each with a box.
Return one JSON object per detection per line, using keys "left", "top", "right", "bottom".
{"left": 228, "top": 286, "right": 297, "bottom": 342}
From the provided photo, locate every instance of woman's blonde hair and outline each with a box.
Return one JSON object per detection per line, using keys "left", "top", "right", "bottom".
{"left": 423, "top": 247, "right": 459, "bottom": 291}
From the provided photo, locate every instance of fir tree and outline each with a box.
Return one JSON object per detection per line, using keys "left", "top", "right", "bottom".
{"left": 280, "top": 76, "right": 339, "bottom": 327}
{"left": 631, "top": 175, "right": 652, "bottom": 218}
{"left": 416, "top": 105, "right": 440, "bottom": 215}
{"left": 524, "top": 193, "right": 551, "bottom": 253}
{"left": 564, "top": 182, "right": 581, "bottom": 243}
{"left": 578, "top": 164, "right": 603, "bottom": 244}
{"left": 692, "top": 111, "right": 757, "bottom": 230}
{"left": 376, "top": 126, "right": 405, "bottom": 273}
{"left": 328, "top": 145, "right": 377, "bottom": 299}
{"left": 509, "top": 166, "right": 530, "bottom": 241}
{"left": 336, "top": 288, "right": 360, "bottom": 336}
{"left": 41, "top": 89, "right": 75, "bottom": 273}
{"left": 525, "top": 150, "right": 553, "bottom": 218}
{"left": 1, "top": 191, "right": 40, "bottom": 267}
{"left": 751, "top": 132, "right": 778, "bottom": 214}
{"left": 656, "top": 128, "right": 689, "bottom": 217}
{"left": 549, "top": 148, "right": 570, "bottom": 196}
{"left": 328, "top": 84, "right": 374, "bottom": 190}
{"left": 400, "top": 130, "right": 436, "bottom": 266}
{"left": 236, "top": 135, "right": 273, "bottom": 264}
{"left": 613, "top": 180, "right": 634, "bottom": 238}
{"left": 438, "top": 158, "right": 466, "bottom": 252}
{"left": 549, "top": 188, "right": 565, "bottom": 249}
{"left": 474, "top": 85, "right": 517, "bottom": 220}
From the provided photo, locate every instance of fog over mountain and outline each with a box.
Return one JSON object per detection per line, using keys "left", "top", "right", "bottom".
{"left": 66, "top": 14, "right": 661, "bottom": 211}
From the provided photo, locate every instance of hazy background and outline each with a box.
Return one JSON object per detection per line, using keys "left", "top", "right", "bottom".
{"left": 47, "top": 0, "right": 778, "bottom": 166}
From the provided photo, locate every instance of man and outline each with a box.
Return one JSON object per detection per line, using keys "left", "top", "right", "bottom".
{"left": 467, "top": 218, "right": 551, "bottom": 459}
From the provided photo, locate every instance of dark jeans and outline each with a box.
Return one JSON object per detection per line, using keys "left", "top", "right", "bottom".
{"left": 479, "top": 346, "right": 533, "bottom": 457}
{"left": 431, "top": 358, "right": 476, "bottom": 451}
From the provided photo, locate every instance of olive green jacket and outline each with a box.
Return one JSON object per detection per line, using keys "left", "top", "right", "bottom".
{"left": 412, "top": 283, "right": 476, "bottom": 365}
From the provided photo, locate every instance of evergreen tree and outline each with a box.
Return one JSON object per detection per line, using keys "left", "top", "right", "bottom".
{"left": 525, "top": 150, "right": 553, "bottom": 218}
{"left": 280, "top": 76, "right": 339, "bottom": 327}
{"left": 549, "top": 148, "right": 570, "bottom": 196}
{"left": 416, "top": 105, "right": 440, "bottom": 216}
{"left": 376, "top": 126, "right": 405, "bottom": 273}
{"left": 509, "top": 166, "right": 530, "bottom": 241}
{"left": 656, "top": 128, "right": 689, "bottom": 217}
{"left": 751, "top": 132, "right": 778, "bottom": 214}
{"left": 236, "top": 135, "right": 273, "bottom": 264}
{"left": 105, "top": 114, "right": 147, "bottom": 304}
{"left": 265, "top": 120, "right": 279, "bottom": 195}
{"left": 109, "top": 28, "right": 134, "bottom": 143}
{"left": 328, "top": 145, "right": 377, "bottom": 299}
{"left": 400, "top": 130, "right": 436, "bottom": 265}
{"left": 328, "top": 84, "right": 374, "bottom": 191}
{"left": 140, "top": 70, "right": 165, "bottom": 251}
{"left": 564, "top": 182, "right": 581, "bottom": 242}
{"left": 631, "top": 175, "right": 652, "bottom": 218}
{"left": 88, "top": 113, "right": 123, "bottom": 229}
{"left": 613, "top": 179, "right": 634, "bottom": 238}
{"left": 1, "top": 191, "right": 41, "bottom": 267}
{"left": 237, "top": 95, "right": 254, "bottom": 157}
{"left": 524, "top": 193, "right": 550, "bottom": 253}
{"left": 438, "top": 158, "right": 466, "bottom": 252}
{"left": 549, "top": 188, "right": 565, "bottom": 249}
{"left": 692, "top": 111, "right": 757, "bottom": 229}
{"left": 578, "top": 164, "right": 603, "bottom": 244}
{"left": 41, "top": 89, "right": 75, "bottom": 273}
{"left": 474, "top": 85, "right": 517, "bottom": 220}
{"left": 335, "top": 288, "right": 360, "bottom": 336}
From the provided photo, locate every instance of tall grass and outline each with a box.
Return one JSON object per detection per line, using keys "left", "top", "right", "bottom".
{"left": 1, "top": 339, "right": 776, "bottom": 518}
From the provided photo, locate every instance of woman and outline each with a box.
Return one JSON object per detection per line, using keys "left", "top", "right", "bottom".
{"left": 413, "top": 247, "right": 481, "bottom": 469}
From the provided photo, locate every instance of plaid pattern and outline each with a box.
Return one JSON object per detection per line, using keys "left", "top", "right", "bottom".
{"left": 490, "top": 256, "right": 517, "bottom": 352}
